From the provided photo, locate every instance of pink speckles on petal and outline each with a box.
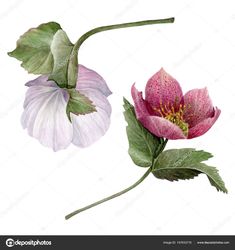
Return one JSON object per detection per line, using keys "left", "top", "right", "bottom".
{"left": 139, "top": 115, "right": 186, "bottom": 140}
{"left": 131, "top": 84, "right": 150, "bottom": 119}
{"left": 183, "top": 88, "right": 214, "bottom": 128}
{"left": 145, "top": 68, "right": 183, "bottom": 111}
{"left": 131, "top": 83, "right": 186, "bottom": 139}
{"left": 188, "top": 107, "right": 221, "bottom": 139}
{"left": 131, "top": 68, "right": 221, "bottom": 140}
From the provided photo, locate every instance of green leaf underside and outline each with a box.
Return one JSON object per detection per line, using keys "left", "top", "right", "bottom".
{"left": 48, "top": 30, "right": 77, "bottom": 88}
{"left": 8, "top": 22, "right": 61, "bottom": 74}
{"left": 66, "top": 89, "right": 97, "bottom": 121}
{"left": 152, "top": 148, "right": 227, "bottom": 193}
{"left": 123, "top": 98, "right": 161, "bottom": 167}
{"left": 8, "top": 22, "right": 78, "bottom": 88}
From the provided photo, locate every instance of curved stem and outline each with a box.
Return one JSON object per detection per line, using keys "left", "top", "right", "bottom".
{"left": 65, "top": 167, "right": 152, "bottom": 220}
{"left": 69, "top": 17, "right": 174, "bottom": 88}
{"left": 73, "top": 18, "right": 174, "bottom": 52}
{"left": 65, "top": 138, "right": 168, "bottom": 220}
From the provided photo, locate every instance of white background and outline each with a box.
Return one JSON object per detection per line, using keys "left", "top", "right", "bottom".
{"left": 0, "top": 0, "right": 235, "bottom": 235}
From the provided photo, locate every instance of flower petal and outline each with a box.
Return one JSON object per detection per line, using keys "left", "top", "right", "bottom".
{"left": 139, "top": 115, "right": 186, "bottom": 140}
{"left": 131, "top": 84, "right": 150, "bottom": 119}
{"left": 25, "top": 75, "right": 56, "bottom": 87}
{"left": 188, "top": 107, "right": 221, "bottom": 139}
{"left": 145, "top": 68, "right": 183, "bottom": 111}
{"left": 183, "top": 88, "right": 214, "bottom": 128}
{"left": 131, "top": 83, "right": 185, "bottom": 139}
{"left": 77, "top": 64, "right": 112, "bottom": 97}
{"left": 21, "top": 79, "right": 73, "bottom": 151}
{"left": 72, "top": 88, "right": 111, "bottom": 147}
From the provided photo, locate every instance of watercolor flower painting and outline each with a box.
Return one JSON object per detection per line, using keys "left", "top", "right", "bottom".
{"left": 7, "top": 17, "right": 227, "bottom": 221}
{"left": 21, "top": 65, "right": 112, "bottom": 151}
{"left": 8, "top": 19, "right": 174, "bottom": 151}
{"left": 131, "top": 68, "right": 221, "bottom": 140}
{"left": 65, "top": 69, "right": 227, "bottom": 219}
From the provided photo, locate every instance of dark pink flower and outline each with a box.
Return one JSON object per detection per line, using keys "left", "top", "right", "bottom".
{"left": 131, "top": 68, "right": 220, "bottom": 139}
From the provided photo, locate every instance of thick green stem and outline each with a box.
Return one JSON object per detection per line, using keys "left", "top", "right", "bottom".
{"left": 73, "top": 18, "right": 174, "bottom": 52}
{"left": 65, "top": 138, "right": 168, "bottom": 220}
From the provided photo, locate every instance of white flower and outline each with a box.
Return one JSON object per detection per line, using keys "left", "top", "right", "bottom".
{"left": 21, "top": 65, "right": 112, "bottom": 151}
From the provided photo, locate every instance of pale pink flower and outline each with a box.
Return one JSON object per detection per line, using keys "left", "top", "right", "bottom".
{"left": 131, "top": 68, "right": 220, "bottom": 139}
{"left": 22, "top": 65, "right": 112, "bottom": 151}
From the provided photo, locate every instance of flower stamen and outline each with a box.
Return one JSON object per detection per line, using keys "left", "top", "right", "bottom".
{"left": 154, "top": 102, "right": 189, "bottom": 136}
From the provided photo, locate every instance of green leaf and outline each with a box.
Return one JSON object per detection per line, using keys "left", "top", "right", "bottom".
{"left": 66, "top": 89, "right": 97, "bottom": 121}
{"left": 8, "top": 22, "right": 79, "bottom": 88}
{"left": 8, "top": 22, "right": 61, "bottom": 74}
{"left": 152, "top": 148, "right": 227, "bottom": 193}
{"left": 48, "top": 30, "right": 77, "bottom": 88}
{"left": 123, "top": 98, "right": 161, "bottom": 167}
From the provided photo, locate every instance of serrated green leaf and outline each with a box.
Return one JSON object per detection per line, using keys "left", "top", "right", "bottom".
{"left": 123, "top": 97, "right": 161, "bottom": 167}
{"left": 8, "top": 22, "right": 61, "bottom": 74}
{"left": 48, "top": 30, "right": 77, "bottom": 88}
{"left": 152, "top": 148, "right": 227, "bottom": 193}
{"left": 152, "top": 148, "right": 213, "bottom": 171}
{"left": 66, "top": 89, "right": 97, "bottom": 121}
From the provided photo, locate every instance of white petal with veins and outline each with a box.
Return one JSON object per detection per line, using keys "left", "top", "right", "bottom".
{"left": 77, "top": 64, "right": 112, "bottom": 97}
{"left": 21, "top": 65, "right": 112, "bottom": 151}
{"left": 21, "top": 84, "right": 73, "bottom": 151}
{"left": 72, "top": 88, "right": 111, "bottom": 147}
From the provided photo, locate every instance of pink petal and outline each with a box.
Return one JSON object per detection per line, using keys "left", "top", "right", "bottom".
{"left": 183, "top": 88, "right": 214, "bottom": 128}
{"left": 139, "top": 116, "right": 186, "bottom": 140}
{"left": 77, "top": 64, "right": 112, "bottom": 97}
{"left": 145, "top": 68, "right": 183, "bottom": 111}
{"left": 131, "top": 83, "right": 186, "bottom": 139}
{"left": 188, "top": 107, "right": 221, "bottom": 139}
{"left": 131, "top": 84, "right": 150, "bottom": 119}
{"left": 21, "top": 78, "right": 73, "bottom": 151}
{"left": 72, "top": 88, "right": 111, "bottom": 147}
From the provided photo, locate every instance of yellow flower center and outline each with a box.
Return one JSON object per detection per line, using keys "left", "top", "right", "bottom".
{"left": 154, "top": 102, "right": 189, "bottom": 136}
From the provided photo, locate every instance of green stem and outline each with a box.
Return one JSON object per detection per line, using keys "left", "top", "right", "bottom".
{"left": 65, "top": 167, "right": 152, "bottom": 220}
{"left": 65, "top": 138, "right": 168, "bottom": 220}
{"left": 69, "top": 17, "right": 174, "bottom": 88}
{"left": 74, "top": 17, "right": 174, "bottom": 52}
